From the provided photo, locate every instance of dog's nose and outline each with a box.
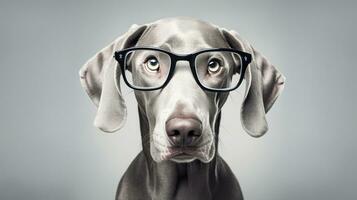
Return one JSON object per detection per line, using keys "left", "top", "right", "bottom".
{"left": 166, "top": 118, "right": 202, "bottom": 146}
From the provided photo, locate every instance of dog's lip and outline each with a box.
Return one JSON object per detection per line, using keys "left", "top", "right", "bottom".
{"left": 171, "top": 153, "right": 194, "bottom": 160}
{"left": 163, "top": 147, "right": 199, "bottom": 160}
{"left": 166, "top": 152, "right": 194, "bottom": 161}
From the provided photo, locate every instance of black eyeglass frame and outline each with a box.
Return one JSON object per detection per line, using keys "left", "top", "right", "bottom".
{"left": 114, "top": 47, "right": 251, "bottom": 92}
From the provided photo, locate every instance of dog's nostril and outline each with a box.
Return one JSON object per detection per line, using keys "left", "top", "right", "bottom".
{"left": 166, "top": 117, "right": 202, "bottom": 146}
{"left": 188, "top": 130, "right": 197, "bottom": 137}
{"left": 172, "top": 130, "right": 180, "bottom": 136}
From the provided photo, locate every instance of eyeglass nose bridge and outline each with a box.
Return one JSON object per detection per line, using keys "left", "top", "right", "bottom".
{"left": 171, "top": 53, "right": 195, "bottom": 63}
{"left": 170, "top": 54, "right": 196, "bottom": 70}
{"left": 163, "top": 54, "right": 199, "bottom": 88}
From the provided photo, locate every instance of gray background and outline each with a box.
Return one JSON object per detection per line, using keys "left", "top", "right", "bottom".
{"left": 1, "top": 0, "right": 356, "bottom": 199}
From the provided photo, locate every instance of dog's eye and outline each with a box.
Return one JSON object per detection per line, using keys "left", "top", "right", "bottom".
{"left": 145, "top": 56, "right": 160, "bottom": 72}
{"left": 207, "top": 58, "right": 222, "bottom": 73}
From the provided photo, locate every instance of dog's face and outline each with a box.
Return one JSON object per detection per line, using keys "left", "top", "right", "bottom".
{"left": 132, "top": 19, "right": 231, "bottom": 163}
{"left": 79, "top": 17, "right": 285, "bottom": 164}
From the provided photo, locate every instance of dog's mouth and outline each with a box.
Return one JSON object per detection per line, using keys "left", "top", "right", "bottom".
{"left": 157, "top": 142, "right": 214, "bottom": 163}
{"left": 163, "top": 148, "right": 197, "bottom": 161}
{"left": 170, "top": 153, "right": 196, "bottom": 163}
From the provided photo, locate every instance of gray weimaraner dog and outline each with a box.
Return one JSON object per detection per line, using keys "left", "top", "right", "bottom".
{"left": 79, "top": 17, "right": 285, "bottom": 200}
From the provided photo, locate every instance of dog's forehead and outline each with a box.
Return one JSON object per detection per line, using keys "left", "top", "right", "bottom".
{"left": 137, "top": 18, "right": 229, "bottom": 52}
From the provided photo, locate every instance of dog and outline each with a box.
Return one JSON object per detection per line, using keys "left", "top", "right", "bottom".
{"left": 79, "top": 17, "right": 285, "bottom": 200}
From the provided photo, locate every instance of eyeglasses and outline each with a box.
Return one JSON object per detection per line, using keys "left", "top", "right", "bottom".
{"left": 114, "top": 47, "right": 251, "bottom": 92}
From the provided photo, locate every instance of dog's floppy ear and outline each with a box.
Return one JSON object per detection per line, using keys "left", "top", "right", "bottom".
{"left": 221, "top": 29, "right": 286, "bottom": 137}
{"left": 79, "top": 24, "right": 148, "bottom": 133}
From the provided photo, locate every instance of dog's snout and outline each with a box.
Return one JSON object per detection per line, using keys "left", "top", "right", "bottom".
{"left": 166, "top": 118, "right": 202, "bottom": 146}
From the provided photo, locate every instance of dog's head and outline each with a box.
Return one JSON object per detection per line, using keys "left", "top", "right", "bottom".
{"left": 80, "top": 18, "right": 285, "bottom": 163}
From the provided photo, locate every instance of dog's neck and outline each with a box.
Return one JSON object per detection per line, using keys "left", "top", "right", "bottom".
{"left": 138, "top": 107, "right": 221, "bottom": 199}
